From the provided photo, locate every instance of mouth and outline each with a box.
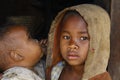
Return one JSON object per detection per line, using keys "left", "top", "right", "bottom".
{"left": 67, "top": 51, "right": 79, "bottom": 60}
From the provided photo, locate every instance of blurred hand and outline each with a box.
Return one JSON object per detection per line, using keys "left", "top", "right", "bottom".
{"left": 39, "top": 39, "right": 48, "bottom": 56}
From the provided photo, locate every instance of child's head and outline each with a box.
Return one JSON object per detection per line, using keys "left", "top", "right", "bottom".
{"left": 59, "top": 10, "right": 89, "bottom": 66}
{"left": 50, "top": 10, "right": 89, "bottom": 66}
{"left": 47, "top": 4, "right": 110, "bottom": 79}
{"left": 0, "top": 25, "right": 42, "bottom": 71}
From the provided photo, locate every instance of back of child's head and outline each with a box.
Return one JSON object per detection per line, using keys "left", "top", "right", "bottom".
{"left": 0, "top": 24, "right": 27, "bottom": 71}
{"left": 0, "top": 24, "right": 14, "bottom": 71}
{"left": 0, "top": 24, "right": 43, "bottom": 71}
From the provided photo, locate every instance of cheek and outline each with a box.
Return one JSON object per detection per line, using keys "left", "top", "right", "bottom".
{"left": 35, "top": 46, "right": 42, "bottom": 57}
{"left": 80, "top": 43, "right": 89, "bottom": 57}
{"left": 60, "top": 39, "right": 69, "bottom": 51}
{"left": 30, "top": 45, "right": 41, "bottom": 57}
{"left": 60, "top": 42, "right": 64, "bottom": 54}
{"left": 29, "top": 48, "right": 41, "bottom": 63}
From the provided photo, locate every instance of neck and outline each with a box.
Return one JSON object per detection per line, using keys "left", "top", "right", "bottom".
{"left": 65, "top": 63, "right": 84, "bottom": 75}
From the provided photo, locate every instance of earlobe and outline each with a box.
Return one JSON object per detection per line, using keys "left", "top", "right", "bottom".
{"left": 10, "top": 50, "right": 24, "bottom": 61}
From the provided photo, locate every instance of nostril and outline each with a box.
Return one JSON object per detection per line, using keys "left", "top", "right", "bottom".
{"left": 74, "top": 45, "right": 79, "bottom": 49}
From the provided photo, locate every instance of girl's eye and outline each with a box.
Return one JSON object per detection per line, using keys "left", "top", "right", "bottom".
{"left": 63, "top": 36, "right": 70, "bottom": 40}
{"left": 80, "top": 36, "right": 89, "bottom": 41}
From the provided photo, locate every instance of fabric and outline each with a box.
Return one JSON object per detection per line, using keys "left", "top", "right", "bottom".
{"left": 51, "top": 62, "right": 64, "bottom": 80}
{"left": 46, "top": 4, "right": 111, "bottom": 80}
{"left": 89, "top": 72, "right": 111, "bottom": 80}
{"left": 1, "top": 67, "right": 42, "bottom": 80}
{"left": 51, "top": 62, "right": 111, "bottom": 80}
{"left": 34, "top": 60, "right": 45, "bottom": 80}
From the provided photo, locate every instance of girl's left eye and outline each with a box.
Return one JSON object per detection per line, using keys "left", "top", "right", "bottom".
{"left": 80, "top": 36, "right": 89, "bottom": 40}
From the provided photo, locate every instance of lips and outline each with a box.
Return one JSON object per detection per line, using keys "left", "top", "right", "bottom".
{"left": 67, "top": 51, "right": 79, "bottom": 60}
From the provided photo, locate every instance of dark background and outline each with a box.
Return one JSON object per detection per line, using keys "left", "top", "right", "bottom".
{"left": 0, "top": 0, "right": 110, "bottom": 39}
{"left": 0, "top": 0, "right": 120, "bottom": 80}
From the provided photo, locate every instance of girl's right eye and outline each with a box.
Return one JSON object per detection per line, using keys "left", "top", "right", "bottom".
{"left": 63, "top": 35, "right": 70, "bottom": 40}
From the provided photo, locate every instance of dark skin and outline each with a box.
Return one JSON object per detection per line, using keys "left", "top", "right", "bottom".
{"left": 59, "top": 15, "right": 89, "bottom": 80}
{"left": 59, "top": 64, "right": 84, "bottom": 80}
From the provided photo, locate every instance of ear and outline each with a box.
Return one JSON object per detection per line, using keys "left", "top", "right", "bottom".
{"left": 10, "top": 50, "right": 24, "bottom": 62}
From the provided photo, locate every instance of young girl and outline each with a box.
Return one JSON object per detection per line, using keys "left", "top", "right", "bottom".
{"left": 46, "top": 4, "right": 111, "bottom": 80}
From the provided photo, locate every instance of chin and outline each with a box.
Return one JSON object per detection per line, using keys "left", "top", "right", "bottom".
{"left": 67, "top": 61, "right": 85, "bottom": 66}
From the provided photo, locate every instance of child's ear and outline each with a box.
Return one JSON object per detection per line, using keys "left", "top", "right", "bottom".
{"left": 10, "top": 50, "right": 24, "bottom": 62}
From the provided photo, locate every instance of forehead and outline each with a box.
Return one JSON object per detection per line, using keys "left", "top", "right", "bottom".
{"left": 62, "top": 16, "right": 87, "bottom": 31}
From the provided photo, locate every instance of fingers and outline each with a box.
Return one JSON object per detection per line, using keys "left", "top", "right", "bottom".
{"left": 39, "top": 39, "right": 48, "bottom": 56}
{"left": 40, "top": 39, "right": 48, "bottom": 48}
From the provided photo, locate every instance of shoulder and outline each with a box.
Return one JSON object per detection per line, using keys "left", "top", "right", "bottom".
{"left": 51, "top": 61, "right": 65, "bottom": 80}
{"left": 34, "top": 60, "right": 45, "bottom": 80}
{"left": 89, "top": 71, "right": 112, "bottom": 80}
{"left": 52, "top": 61, "right": 65, "bottom": 74}
{"left": 2, "top": 67, "right": 42, "bottom": 80}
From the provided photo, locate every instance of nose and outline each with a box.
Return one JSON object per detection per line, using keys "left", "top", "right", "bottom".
{"left": 68, "top": 39, "right": 79, "bottom": 51}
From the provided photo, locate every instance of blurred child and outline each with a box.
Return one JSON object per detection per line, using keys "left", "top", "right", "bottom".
{"left": 0, "top": 25, "right": 43, "bottom": 80}
{"left": 46, "top": 4, "right": 111, "bottom": 80}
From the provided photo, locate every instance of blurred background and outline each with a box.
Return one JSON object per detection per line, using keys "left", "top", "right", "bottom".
{"left": 0, "top": 0, "right": 111, "bottom": 39}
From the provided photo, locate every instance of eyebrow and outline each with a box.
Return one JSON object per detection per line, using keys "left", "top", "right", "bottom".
{"left": 62, "top": 30, "right": 88, "bottom": 34}
{"left": 62, "top": 31, "right": 69, "bottom": 33}
{"left": 79, "top": 31, "right": 88, "bottom": 34}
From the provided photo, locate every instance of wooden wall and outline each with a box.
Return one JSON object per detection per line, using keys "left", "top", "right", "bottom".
{"left": 108, "top": 0, "right": 120, "bottom": 80}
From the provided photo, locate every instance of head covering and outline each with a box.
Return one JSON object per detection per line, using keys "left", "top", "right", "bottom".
{"left": 46, "top": 4, "right": 110, "bottom": 79}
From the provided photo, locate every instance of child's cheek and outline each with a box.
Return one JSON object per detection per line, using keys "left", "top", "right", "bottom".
{"left": 60, "top": 40, "right": 69, "bottom": 51}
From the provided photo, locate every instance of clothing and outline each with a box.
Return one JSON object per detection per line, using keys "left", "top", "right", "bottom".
{"left": 51, "top": 62, "right": 64, "bottom": 80}
{"left": 46, "top": 4, "right": 111, "bottom": 80}
{"left": 1, "top": 67, "right": 42, "bottom": 80}
{"left": 51, "top": 62, "right": 111, "bottom": 80}
{"left": 34, "top": 60, "right": 45, "bottom": 80}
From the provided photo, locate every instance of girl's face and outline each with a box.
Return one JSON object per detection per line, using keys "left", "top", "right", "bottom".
{"left": 60, "top": 15, "right": 89, "bottom": 66}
